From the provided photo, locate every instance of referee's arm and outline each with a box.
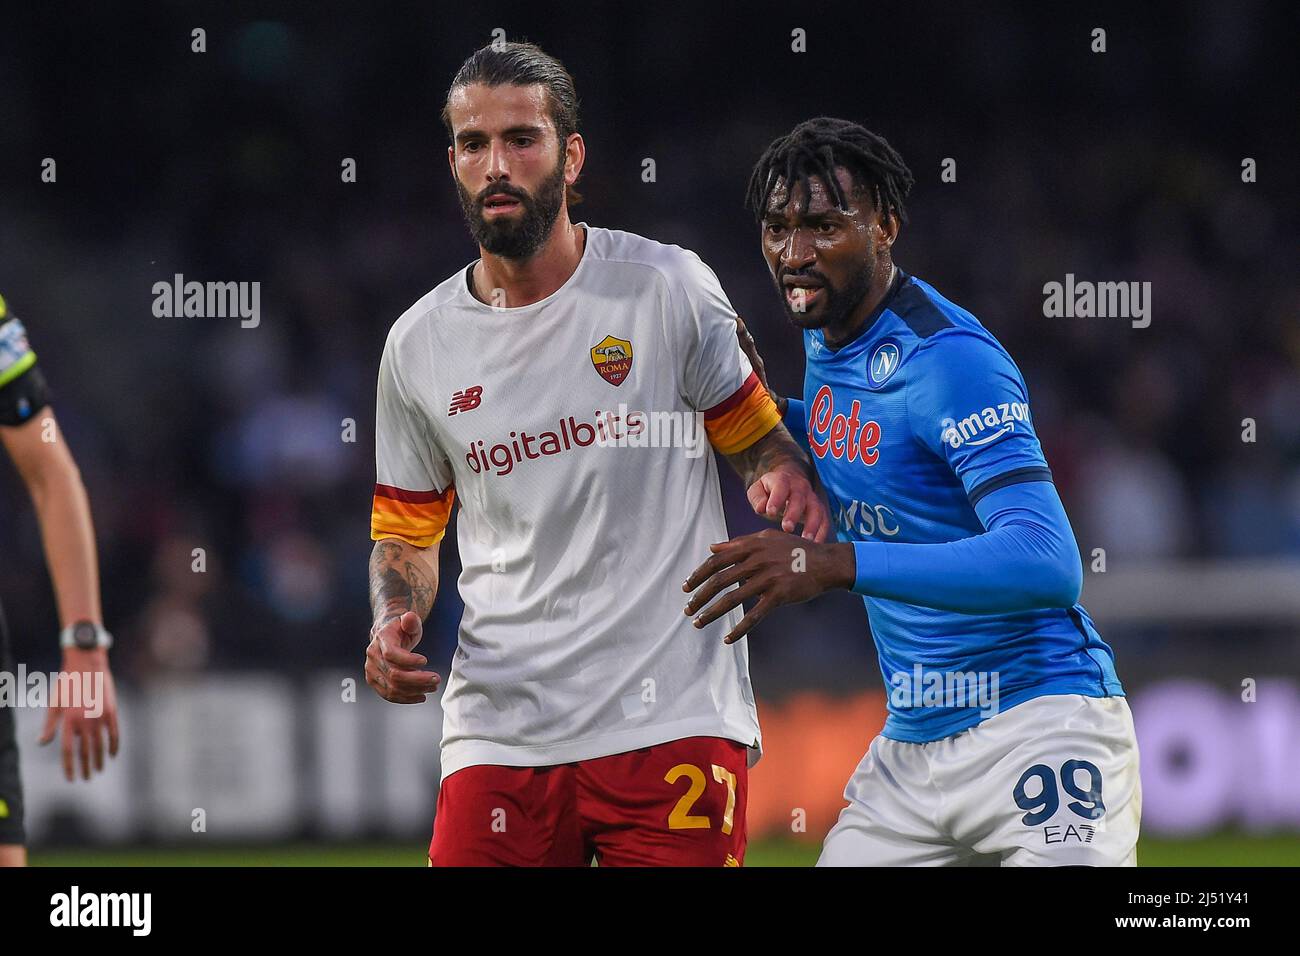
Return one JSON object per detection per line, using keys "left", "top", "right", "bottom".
{"left": 0, "top": 351, "right": 120, "bottom": 781}
{"left": 1, "top": 411, "right": 104, "bottom": 639}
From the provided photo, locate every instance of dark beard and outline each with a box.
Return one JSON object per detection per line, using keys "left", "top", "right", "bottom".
{"left": 456, "top": 157, "right": 567, "bottom": 260}
{"left": 777, "top": 259, "right": 876, "bottom": 333}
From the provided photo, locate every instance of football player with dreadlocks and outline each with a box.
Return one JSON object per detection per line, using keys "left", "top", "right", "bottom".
{"left": 683, "top": 118, "right": 1141, "bottom": 866}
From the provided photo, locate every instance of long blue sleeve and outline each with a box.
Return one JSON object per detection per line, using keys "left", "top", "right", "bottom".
{"left": 850, "top": 479, "right": 1083, "bottom": 613}
{"left": 783, "top": 397, "right": 808, "bottom": 450}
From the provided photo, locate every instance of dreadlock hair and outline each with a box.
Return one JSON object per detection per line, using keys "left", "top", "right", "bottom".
{"left": 442, "top": 41, "right": 583, "bottom": 206}
{"left": 745, "top": 117, "right": 913, "bottom": 227}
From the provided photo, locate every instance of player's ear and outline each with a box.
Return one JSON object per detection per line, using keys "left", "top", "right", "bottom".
{"left": 877, "top": 209, "right": 900, "bottom": 251}
{"left": 447, "top": 144, "right": 457, "bottom": 179}
{"left": 563, "top": 132, "right": 586, "bottom": 185}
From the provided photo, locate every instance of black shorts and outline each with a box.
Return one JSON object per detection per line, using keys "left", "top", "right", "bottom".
{"left": 0, "top": 601, "right": 25, "bottom": 846}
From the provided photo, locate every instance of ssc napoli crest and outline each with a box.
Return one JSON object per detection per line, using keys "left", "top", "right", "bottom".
{"left": 867, "top": 340, "right": 902, "bottom": 388}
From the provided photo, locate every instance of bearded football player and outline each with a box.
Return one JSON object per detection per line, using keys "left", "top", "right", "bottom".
{"left": 364, "top": 43, "right": 827, "bottom": 866}
{"left": 685, "top": 118, "right": 1141, "bottom": 866}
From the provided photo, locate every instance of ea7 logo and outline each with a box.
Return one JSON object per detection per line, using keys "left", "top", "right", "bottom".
{"left": 1043, "top": 823, "right": 1096, "bottom": 845}
{"left": 940, "top": 402, "right": 1029, "bottom": 449}
{"left": 448, "top": 386, "right": 483, "bottom": 416}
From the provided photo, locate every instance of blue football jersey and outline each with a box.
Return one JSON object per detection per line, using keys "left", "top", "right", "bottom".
{"left": 791, "top": 268, "right": 1123, "bottom": 742}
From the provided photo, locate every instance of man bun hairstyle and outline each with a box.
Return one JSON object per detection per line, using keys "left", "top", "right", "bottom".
{"left": 443, "top": 41, "right": 583, "bottom": 206}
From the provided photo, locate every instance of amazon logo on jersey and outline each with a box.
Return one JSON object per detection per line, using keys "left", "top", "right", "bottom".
{"left": 940, "top": 402, "right": 1030, "bottom": 450}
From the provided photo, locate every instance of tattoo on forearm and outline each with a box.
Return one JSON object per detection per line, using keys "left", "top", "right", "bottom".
{"left": 369, "top": 542, "right": 435, "bottom": 625}
{"left": 728, "top": 426, "right": 809, "bottom": 486}
{"left": 404, "top": 560, "right": 434, "bottom": 617}
{"left": 370, "top": 565, "right": 410, "bottom": 627}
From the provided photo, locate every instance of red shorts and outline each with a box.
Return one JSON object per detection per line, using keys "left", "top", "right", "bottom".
{"left": 428, "top": 736, "right": 748, "bottom": 866}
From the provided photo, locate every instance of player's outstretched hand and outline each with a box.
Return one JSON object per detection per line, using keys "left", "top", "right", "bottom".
{"left": 747, "top": 463, "right": 831, "bottom": 543}
{"left": 365, "top": 610, "right": 441, "bottom": 704}
{"left": 38, "top": 648, "right": 121, "bottom": 782}
{"left": 734, "top": 315, "right": 786, "bottom": 416}
{"left": 683, "top": 529, "right": 855, "bottom": 643}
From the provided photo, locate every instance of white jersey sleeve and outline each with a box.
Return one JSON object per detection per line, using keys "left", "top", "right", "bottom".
{"left": 371, "top": 328, "right": 456, "bottom": 547}
{"left": 668, "top": 251, "right": 781, "bottom": 454}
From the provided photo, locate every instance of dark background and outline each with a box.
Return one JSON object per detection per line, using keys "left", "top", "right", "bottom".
{"left": 0, "top": 1, "right": 1296, "bottom": 694}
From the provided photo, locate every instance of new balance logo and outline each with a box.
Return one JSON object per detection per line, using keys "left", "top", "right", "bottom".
{"left": 448, "top": 386, "right": 483, "bottom": 416}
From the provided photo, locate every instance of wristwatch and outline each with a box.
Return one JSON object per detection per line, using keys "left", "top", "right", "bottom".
{"left": 59, "top": 619, "right": 114, "bottom": 651}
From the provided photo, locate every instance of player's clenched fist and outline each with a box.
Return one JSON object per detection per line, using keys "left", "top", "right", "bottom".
{"left": 732, "top": 315, "right": 830, "bottom": 542}
{"left": 365, "top": 610, "right": 441, "bottom": 704}
{"left": 747, "top": 464, "right": 830, "bottom": 542}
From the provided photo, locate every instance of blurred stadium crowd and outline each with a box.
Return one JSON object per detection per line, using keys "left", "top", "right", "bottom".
{"left": 0, "top": 4, "right": 1294, "bottom": 690}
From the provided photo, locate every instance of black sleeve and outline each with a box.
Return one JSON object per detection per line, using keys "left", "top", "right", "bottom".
{"left": 0, "top": 362, "right": 51, "bottom": 426}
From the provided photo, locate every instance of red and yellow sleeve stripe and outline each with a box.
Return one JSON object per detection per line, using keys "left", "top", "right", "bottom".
{"left": 703, "top": 371, "right": 782, "bottom": 455}
{"left": 370, "top": 483, "right": 456, "bottom": 548}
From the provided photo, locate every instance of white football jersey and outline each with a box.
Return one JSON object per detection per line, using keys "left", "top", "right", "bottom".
{"left": 371, "top": 224, "right": 782, "bottom": 779}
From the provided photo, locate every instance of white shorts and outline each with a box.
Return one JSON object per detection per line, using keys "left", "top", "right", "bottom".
{"left": 817, "top": 693, "right": 1142, "bottom": 867}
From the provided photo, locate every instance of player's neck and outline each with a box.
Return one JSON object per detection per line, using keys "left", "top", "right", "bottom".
{"left": 823, "top": 261, "right": 898, "bottom": 351}
{"left": 473, "top": 215, "right": 586, "bottom": 308}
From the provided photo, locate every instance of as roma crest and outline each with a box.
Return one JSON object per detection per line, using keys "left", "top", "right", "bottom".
{"left": 590, "top": 334, "right": 633, "bottom": 386}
